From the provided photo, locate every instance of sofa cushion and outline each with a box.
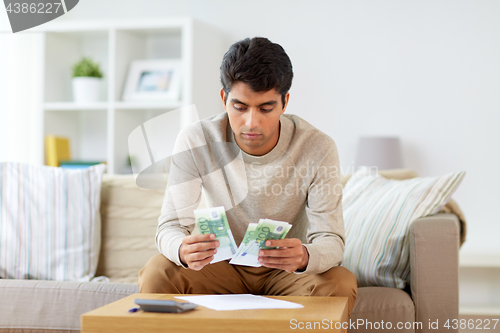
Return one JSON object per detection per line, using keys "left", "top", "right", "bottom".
{"left": 96, "top": 175, "right": 164, "bottom": 283}
{"left": 0, "top": 162, "right": 106, "bottom": 281}
{"left": 0, "top": 279, "right": 138, "bottom": 332}
{"left": 350, "top": 287, "right": 415, "bottom": 333}
{"left": 341, "top": 169, "right": 420, "bottom": 187}
{"left": 342, "top": 166, "right": 465, "bottom": 288}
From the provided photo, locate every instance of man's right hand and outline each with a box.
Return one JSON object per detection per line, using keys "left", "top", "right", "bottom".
{"left": 179, "top": 234, "right": 219, "bottom": 271}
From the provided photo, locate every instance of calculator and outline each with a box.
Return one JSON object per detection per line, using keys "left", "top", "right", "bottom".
{"left": 134, "top": 299, "right": 198, "bottom": 313}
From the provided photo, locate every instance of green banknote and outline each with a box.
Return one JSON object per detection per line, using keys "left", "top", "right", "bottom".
{"left": 193, "top": 206, "right": 238, "bottom": 263}
{"left": 254, "top": 219, "right": 292, "bottom": 250}
{"left": 230, "top": 223, "right": 258, "bottom": 260}
{"left": 229, "top": 219, "right": 292, "bottom": 267}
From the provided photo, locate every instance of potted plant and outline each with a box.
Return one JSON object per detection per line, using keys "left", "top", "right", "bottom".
{"left": 71, "top": 57, "right": 104, "bottom": 103}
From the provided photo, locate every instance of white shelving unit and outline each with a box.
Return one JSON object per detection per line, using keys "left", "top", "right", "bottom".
{"left": 34, "top": 18, "right": 227, "bottom": 174}
{"left": 460, "top": 252, "right": 500, "bottom": 268}
{"left": 459, "top": 251, "right": 500, "bottom": 316}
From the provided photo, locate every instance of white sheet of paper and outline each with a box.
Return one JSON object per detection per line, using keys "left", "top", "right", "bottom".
{"left": 174, "top": 294, "right": 304, "bottom": 311}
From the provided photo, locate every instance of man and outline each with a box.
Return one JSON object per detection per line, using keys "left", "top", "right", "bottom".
{"left": 138, "top": 37, "right": 357, "bottom": 318}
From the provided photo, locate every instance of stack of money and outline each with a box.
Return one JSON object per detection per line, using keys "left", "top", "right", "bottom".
{"left": 229, "top": 219, "right": 292, "bottom": 267}
{"left": 193, "top": 206, "right": 238, "bottom": 263}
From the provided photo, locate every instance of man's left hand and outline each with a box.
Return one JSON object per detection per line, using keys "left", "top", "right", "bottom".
{"left": 258, "top": 238, "right": 309, "bottom": 273}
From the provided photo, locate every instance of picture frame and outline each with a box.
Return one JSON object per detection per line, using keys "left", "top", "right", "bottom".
{"left": 122, "top": 59, "right": 182, "bottom": 102}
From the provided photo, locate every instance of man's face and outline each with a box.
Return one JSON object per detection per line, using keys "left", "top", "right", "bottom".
{"left": 221, "top": 81, "right": 289, "bottom": 156}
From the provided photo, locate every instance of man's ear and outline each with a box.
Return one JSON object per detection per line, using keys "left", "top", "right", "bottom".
{"left": 282, "top": 92, "right": 290, "bottom": 114}
{"left": 220, "top": 88, "right": 227, "bottom": 111}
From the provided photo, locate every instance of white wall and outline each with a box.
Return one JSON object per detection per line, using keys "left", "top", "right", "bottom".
{"left": 2, "top": 1, "right": 499, "bottom": 252}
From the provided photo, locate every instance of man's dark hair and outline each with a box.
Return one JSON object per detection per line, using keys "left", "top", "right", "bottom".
{"left": 220, "top": 37, "right": 293, "bottom": 108}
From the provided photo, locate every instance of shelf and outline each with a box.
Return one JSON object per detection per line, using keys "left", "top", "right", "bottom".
{"left": 44, "top": 102, "right": 109, "bottom": 111}
{"left": 34, "top": 18, "right": 193, "bottom": 32}
{"left": 114, "top": 101, "right": 184, "bottom": 110}
{"left": 37, "top": 18, "right": 227, "bottom": 174}
{"left": 460, "top": 306, "right": 500, "bottom": 316}
{"left": 43, "top": 101, "right": 185, "bottom": 111}
{"left": 459, "top": 252, "right": 500, "bottom": 268}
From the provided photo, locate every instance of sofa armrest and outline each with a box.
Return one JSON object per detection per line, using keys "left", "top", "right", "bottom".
{"left": 410, "top": 213, "right": 460, "bottom": 333}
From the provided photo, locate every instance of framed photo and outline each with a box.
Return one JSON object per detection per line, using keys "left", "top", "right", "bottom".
{"left": 122, "top": 59, "right": 182, "bottom": 102}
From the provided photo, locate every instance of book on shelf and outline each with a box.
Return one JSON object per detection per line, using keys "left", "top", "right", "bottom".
{"left": 59, "top": 161, "right": 105, "bottom": 169}
{"left": 45, "top": 135, "right": 71, "bottom": 167}
{"left": 45, "top": 135, "right": 105, "bottom": 169}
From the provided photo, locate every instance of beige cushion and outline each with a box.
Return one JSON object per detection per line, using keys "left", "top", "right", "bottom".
{"left": 96, "top": 175, "right": 165, "bottom": 283}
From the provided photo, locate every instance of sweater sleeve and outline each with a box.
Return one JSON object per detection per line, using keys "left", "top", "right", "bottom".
{"left": 299, "top": 137, "right": 345, "bottom": 275}
{"left": 155, "top": 126, "right": 204, "bottom": 267}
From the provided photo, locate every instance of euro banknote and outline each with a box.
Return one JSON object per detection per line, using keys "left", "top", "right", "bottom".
{"left": 231, "top": 223, "right": 258, "bottom": 260}
{"left": 193, "top": 206, "right": 238, "bottom": 263}
{"left": 229, "top": 219, "right": 292, "bottom": 267}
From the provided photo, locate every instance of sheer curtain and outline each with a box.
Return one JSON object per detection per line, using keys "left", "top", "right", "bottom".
{"left": 0, "top": 16, "right": 42, "bottom": 164}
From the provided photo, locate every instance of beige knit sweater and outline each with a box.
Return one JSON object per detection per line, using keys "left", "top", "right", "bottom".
{"left": 156, "top": 112, "right": 344, "bottom": 275}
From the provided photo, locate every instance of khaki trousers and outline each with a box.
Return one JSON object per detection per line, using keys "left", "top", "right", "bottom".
{"left": 138, "top": 254, "right": 357, "bottom": 318}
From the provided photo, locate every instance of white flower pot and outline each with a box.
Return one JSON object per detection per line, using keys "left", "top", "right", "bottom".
{"left": 72, "top": 77, "right": 102, "bottom": 103}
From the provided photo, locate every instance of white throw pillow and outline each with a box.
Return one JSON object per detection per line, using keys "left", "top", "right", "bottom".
{"left": 0, "top": 162, "right": 106, "bottom": 281}
{"left": 342, "top": 166, "right": 465, "bottom": 288}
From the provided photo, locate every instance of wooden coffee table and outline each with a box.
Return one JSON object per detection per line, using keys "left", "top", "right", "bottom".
{"left": 81, "top": 293, "right": 348, "bottom": 333}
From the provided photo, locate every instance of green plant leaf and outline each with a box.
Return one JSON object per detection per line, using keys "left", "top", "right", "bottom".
{"left": 72, "top": 57, "right": 104, "bottom": 78}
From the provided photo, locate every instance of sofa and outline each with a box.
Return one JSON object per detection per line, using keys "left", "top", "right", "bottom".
{"left": 0, "top": 169, "right": 462, "bottom": 333}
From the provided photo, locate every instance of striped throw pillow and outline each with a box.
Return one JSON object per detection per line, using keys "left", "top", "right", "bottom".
{"left": 342, "top": 166, "right": 465, "bottom": 288}
{"left": 0, "top": 162, "right": 106, "bottom": 281}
